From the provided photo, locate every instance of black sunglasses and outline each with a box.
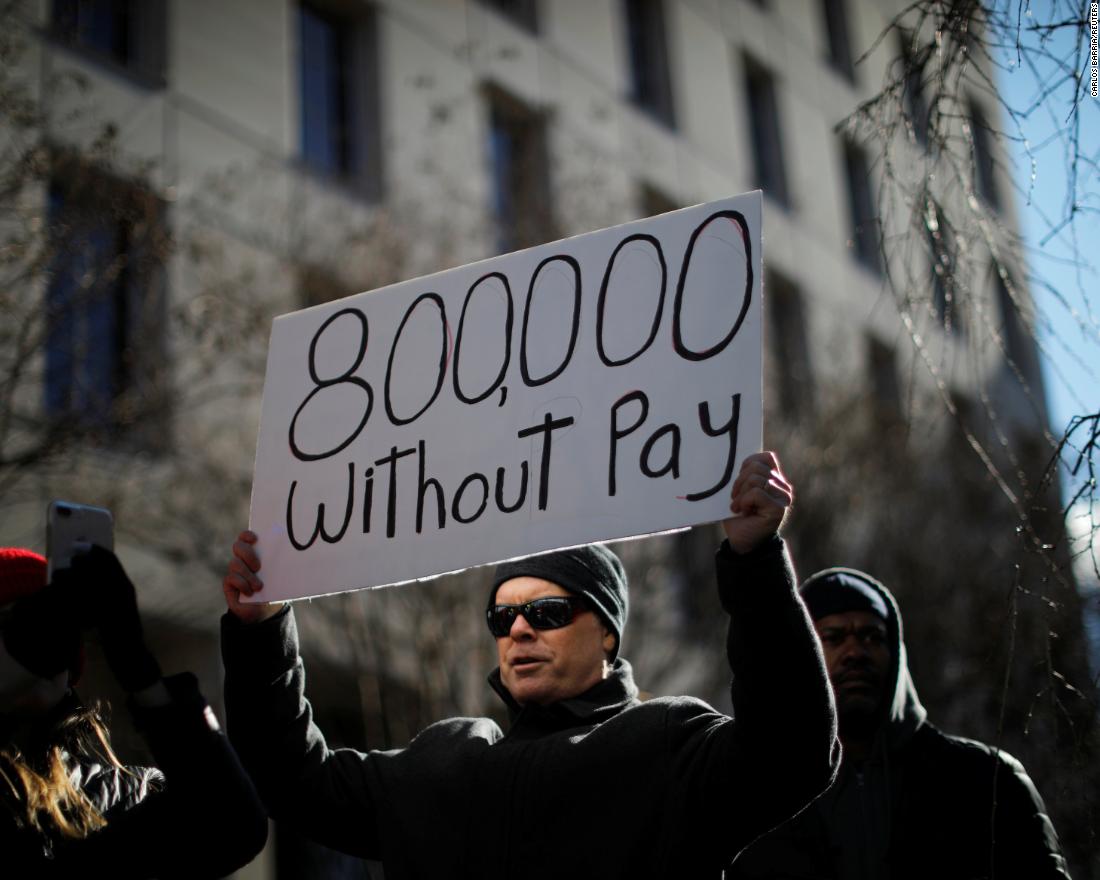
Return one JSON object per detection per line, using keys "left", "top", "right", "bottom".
{"left": 486, "top": 596, "right": 588, "bottom": 638}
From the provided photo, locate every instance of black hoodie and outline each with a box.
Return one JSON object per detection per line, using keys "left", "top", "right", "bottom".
{"left": 728, "top": 568, "right": 1070, "bottom": 880}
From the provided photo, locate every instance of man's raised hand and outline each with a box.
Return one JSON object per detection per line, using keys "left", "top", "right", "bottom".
{"left": 222, "top": 530, "right": 284, "bottom": 624}
{"left": 721, "top": 451, "right": 793, "bottom": 554}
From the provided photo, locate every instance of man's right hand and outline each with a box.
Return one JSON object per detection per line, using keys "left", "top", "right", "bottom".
{"left": 223, "top": 530, "right": 284, "bottom": 624}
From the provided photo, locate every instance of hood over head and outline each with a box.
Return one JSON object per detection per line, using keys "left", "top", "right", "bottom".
{"left": 800, "top": 567, "right": 926, "bottom": 749}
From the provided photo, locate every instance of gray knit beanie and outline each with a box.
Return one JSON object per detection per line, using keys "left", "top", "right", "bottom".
{"left": 490, "top": 544, "right": 629, "bottom": 658}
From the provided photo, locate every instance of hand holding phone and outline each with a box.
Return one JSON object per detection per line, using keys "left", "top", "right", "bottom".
{"left": 42, "top": 502, "right": 161, "bottom": 691}
{"left": 55, "top": 548, "right": 162, "bottom": 692}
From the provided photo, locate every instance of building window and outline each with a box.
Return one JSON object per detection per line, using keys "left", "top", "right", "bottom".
{"left": 992, "top": 265, "right": 1032, "bottom": 378}
{"left": 744, "top": 57, "right": 790, "bottom": 208}
{"left": 945, "top": 396, "right": 978, "bottom": 470}
{"left": 298, "top": 2, "right": 383, "bottom": 199}
{"left": 486, "top": 85, "right": 554, "bottom": 253}
{"left": 969, "top": 101, "right": 1000, "bottom": 211}
{"left": 477, "top": 0, "right": 538, "bottom": 33}
{"left": 638, "top": 183, "right": 678, "bottom": 218}
{"left": 766, "top": 272, "right": 814, "bottom": 419}
{"left": 899, "top": 32, "right": 930, "bottom": 146}
{"left": 842, "top": 140, "right": 879, "bottom": 273}
{"left": 51, "top": 0, "right": 167, "bottom": 86}
{"left": 820, "top": 0, "right": 855, "bottom": 81}
{"left": 923, "top": 199, "right": 963, "bottom": 335}
{"left": 867, "top": 336, "right": 901, "bottom": 421}
{"left": 624, "top": 0, "right": 675, "bottom": 128}
{"left": 670, "top": 524, "right": 723, "bottom": 633}
{"left": 299, "top": 265, "right": 349, "bottom": 309}
{"left": 45, "top": 165, "right": 167, "bottom": 447}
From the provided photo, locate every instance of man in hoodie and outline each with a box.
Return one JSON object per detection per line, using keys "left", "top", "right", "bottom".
{"left": 219, "top": 452, "right": 839, "bottom": 879}
{"left": 728, "top": 567, "right": 1070, "bottom": 880}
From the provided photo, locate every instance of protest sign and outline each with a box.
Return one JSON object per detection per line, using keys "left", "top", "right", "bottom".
{"left": 247, "top": 191, "right": 763, "bottom": 601}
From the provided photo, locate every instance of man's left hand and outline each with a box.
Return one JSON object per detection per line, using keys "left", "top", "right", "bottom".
{"left": 722, "top": 451, "right": 793, "bottom": 554}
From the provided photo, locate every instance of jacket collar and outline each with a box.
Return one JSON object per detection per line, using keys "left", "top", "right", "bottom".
{"left": 488, "top": 658, "right": 640, "bottom": 734}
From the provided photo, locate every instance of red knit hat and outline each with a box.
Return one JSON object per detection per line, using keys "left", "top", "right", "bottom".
{"left": 0, "top": 547, "right": 48, "bottom": 604}
{"left": 0, "top": 547, "right": 84, "bottom": 683}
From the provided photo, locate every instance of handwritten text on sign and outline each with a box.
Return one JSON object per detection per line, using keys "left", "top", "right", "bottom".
{"left": 248, "top": 192, "right": 763, "bottom": 601}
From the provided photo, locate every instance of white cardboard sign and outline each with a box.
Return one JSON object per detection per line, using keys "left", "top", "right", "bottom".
{"left": 247, "top": 192, "right": 763, "bottom": 601}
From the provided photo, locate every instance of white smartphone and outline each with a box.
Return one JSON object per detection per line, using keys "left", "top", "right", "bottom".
{"left": 46, "top": 500, "right": 114, "bottom": 582}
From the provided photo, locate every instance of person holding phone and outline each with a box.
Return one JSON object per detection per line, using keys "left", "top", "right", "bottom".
{"left": 0, "top": 541, "right": 267, "bottom": 877}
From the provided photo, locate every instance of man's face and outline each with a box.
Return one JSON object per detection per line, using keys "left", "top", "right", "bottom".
{"left": 814, "top": 611, "right": 891, "bottom": 726}
{"left": 494, "top": 576, "right": 615, "bottom": 706}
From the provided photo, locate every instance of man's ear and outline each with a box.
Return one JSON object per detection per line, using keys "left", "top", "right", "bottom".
{"left": 602, "top": 628, "right": 616, "bottom": 658}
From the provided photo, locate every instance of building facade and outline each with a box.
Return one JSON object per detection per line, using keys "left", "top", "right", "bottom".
{"left": 2, "top": 0, "right": 1093, "bottom": 876}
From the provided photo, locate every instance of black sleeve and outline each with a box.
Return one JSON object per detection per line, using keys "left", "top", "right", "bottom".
{"left": 220, "top": 607, "right": 387, "bottom": 859}
{"left": 45, "top": 673, "right": 268, "bottom": 879}
{"left": 663, "top": 536, "right": 839, "bottom": 866}
{"left": 990, "top": 750, "right": 1071, "bottom": 880}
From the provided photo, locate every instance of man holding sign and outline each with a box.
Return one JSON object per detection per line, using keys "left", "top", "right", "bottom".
{"left": 220, "top": 451, "right": 838, "bottom": 878}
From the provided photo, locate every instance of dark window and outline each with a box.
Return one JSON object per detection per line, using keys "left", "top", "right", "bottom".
{"left": 945, "top": 396, "right": 978, "bottom": 470}
{"left": 487, "top": 85, "right": 554, "bottom": 253}
{"left": 867, "top": 336, "right": 901, "bottom": 420}
{"left": 843, "top": 140, "right": 879, "bottom": 272}
{"left": 624, "top": 0, "right": 675, "bottom": 128}
{"left": 638, "top": 182, "right": 678, "bottom": 218}
{"left": 299, "top": 2, "right": 383, "bottom": 199}
{"left": 899, "top": 32, "right": 930, "bottom": 146}
{"left": 299, "top": 265, "right": 349, "bottom": 309}
{"left": 970, "top": 101, "right": 1000, "bottom": 211}
{"left": 478, "top": 0, "right": 538, "bottom": 32}
{"left": 674, "top": 524, "right": 727, "bottom": 634}
{"left": 766, "top": 272, "right": 814, "bottom": 419}
{"left": 52, "top": 0, "right": 167, "bottom": 86}
{"left": 992, "top": 266, "right": 1033, "bottom": 378}
{"left": 924, "top": 200, "right": 963, "bottom": 335}
{"left": 820, "top": 0, "right": 855, "bottom": 81}
{"left": 45, "top": 166, "right": 167, "bottom": 447}
{"left": 744, "top": 58, "right": 790, "bottom": 208}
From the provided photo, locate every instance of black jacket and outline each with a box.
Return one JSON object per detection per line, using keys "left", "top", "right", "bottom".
{"left": 3, "top": 673, "right": 268, "bottom": 879}
{"left": 728, "top": 572, "right": 1069, "bottom": 880}
{"left": 221, "top": 536, "right": 839, "bottom": 879}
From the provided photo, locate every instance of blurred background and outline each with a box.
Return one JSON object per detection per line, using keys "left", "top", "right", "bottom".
{"left": 0, "top": 0, "right": 1097, "bottom": 876}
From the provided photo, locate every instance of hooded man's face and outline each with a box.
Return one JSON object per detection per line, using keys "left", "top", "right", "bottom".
{"left": 814, "top": 611, "right": 891, "bottom": 730}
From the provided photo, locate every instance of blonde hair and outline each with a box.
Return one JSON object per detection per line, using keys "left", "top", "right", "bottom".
{"left": 1, "top": 704, "right": 124, "bottom": 843}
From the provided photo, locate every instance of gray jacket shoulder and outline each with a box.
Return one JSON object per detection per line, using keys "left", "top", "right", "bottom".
{"left": 69, "top": 761, "right": 164, "bottom": 815}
